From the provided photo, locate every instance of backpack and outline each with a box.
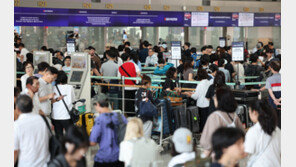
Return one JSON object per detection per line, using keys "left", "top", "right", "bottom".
{"left": 129, "top": 137, "right": 159, "bottom": 167}
{"left": 154, "top": 63, "right": 174, "bottom": 75}
{"left": 115, "top": 113, "right": 127, "bottom": 145}
{"left": 215, "top": 112, "right": 237, "bottom": 128}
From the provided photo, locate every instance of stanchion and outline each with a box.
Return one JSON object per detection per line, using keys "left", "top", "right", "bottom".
{"left": 122, "top": 76, "right": 125, "bottom": 115}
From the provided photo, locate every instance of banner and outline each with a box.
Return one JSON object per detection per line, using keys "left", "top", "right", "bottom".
{"left": 209, "top": 12, "right": 238, "bottom": 27}
{"left": 14, "top": 7, "right": 280, "bottom": 27}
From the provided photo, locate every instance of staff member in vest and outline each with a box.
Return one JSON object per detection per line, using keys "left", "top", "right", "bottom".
{"left": 118, "top": 53, "right": 141, "bottom": 115}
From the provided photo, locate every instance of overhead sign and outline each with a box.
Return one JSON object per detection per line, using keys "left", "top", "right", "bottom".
{"left": 232, "top": 42, "right": 244, "bottom": 61}
{"left": 219, "top": 37, "right": 226, "bottom": 47}
{"left": 171, "top": 41, "right": 181, "bottom": 60}
{"left": 14, "top": 7, "right": 281, "bottom": 27}
{"left": 238, "top": 13, "right": 254, "bottom": 27}
{"left": 191, "top": 12, "right": 209, "bottom": 27}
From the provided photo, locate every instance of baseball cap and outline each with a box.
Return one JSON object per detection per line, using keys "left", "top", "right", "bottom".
{"left": 159, "top": 44, "right": 167, "bottom": 49}
{"left": 172, "top": 128, "right": 193, "bottom": 153}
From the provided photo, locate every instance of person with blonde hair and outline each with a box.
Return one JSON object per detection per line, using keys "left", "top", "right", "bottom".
{"left": 119, "top": 117, "right": 159, "bottom": 167}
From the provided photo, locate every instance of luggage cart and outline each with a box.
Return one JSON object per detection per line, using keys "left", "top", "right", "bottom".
{"left": 151, "top": 100, "right": 172, "bottom": 152}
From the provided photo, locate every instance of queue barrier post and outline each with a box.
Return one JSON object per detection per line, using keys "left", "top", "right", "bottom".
{"left": 122, "top": 76, "right": 125, "bottom": 115}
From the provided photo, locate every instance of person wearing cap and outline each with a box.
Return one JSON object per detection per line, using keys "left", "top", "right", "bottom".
{"left": 159, "top": 43, "right": 170, "bottom": 62}
{"left": 90, "top": 94, "right": 127, "bottom": 167}
{"left": 88, "top": 46, "right": 101, "bottom": 76}
{"left": 102, "top": 43, "right": 111, "bottom": 63}
{"left": 168, "top": 128, "right": 196, "bottom": 167}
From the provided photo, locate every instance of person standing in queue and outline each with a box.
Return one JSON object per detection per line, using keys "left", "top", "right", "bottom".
{"left": 14, "top": 95, "right": 50, "bottom": 167}
{"left": 21, "top": 76, "right": 44, "bottom": 115}
{"left": 62, "top": 56, "right": 72, "bottom": 73}
{"left": 183, "top": 68, "right": 212, "bottom": 132}
{"left": 118, "top": 53, "right": 141, "bottom": 115}
{"left": 90, "top": 94, "right": 127, "bottom": 167}
{"left": 20, "top": 61, "right": 34, "bottom": 91}
{"left": 38, "top": 67, "right": 61, "bottom": 117}
{"left": 200, "top": 87, "right": 244, "bottom": 157}
{"left": 162, "top": 67, "right": 181, "bottom": 96}
{"left": 48, "top": 126, "right": 89, "bottom": 167}
{"left": 244, "top": 99, "right": 281, "bottom": 167}
{"left": 35, "top": 62, "right": 50, "bottom": 78}
{"left": 265, "top": 61, "right": 281, "bottom": 128}
{"left": 52, "top": 71, "right": 76, "bottom": 140}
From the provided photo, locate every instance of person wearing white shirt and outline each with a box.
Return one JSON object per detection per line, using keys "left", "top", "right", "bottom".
{"left": 145, "top": 48, "right": 158, "bottom": 67}
{"left": 38, "top": 67, "right": 62, "bottom": 117}
{"left": 244, "top": 99, "right": 281, "bottom": 167}
{"left": 14, "top": 95, "right": 50, "bottom": 167}
{"left": 183, "top": 68, "right": 211, "bottom": 132}
{"left": 62, "top": 56, "right": 72, "bottom": 73}
{"left": 21, "top": 76, "right": 44, "bottom": 115}
{"left": 19, "top": 43, "right": 29, "bottom": 63}
{"left": 119, "top": 118, "right": 158, "bottom": 167}
{"left": 52, "top": 71, "right": 75, "bottom": 139}
{"left": 20, "top": 62, "right": 34, "bottom": 91}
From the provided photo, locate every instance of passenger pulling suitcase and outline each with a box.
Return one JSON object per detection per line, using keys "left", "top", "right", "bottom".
{"left": 186, "top": 106, "right": 200, "bottom": 133}
{"left": 76, "top": 113, "right": 95, "bottom": 136}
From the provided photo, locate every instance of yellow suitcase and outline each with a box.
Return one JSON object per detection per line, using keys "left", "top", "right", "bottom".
{"left": 76, "top": 113, "right": 95, "bottom": 136}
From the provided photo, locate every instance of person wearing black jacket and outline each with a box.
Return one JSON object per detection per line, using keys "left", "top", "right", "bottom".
{"left": 48, "top": 126, "right": 89, "bottom": 167}
{"left": 135, "top": 75, "right": 158, "bottom": 138}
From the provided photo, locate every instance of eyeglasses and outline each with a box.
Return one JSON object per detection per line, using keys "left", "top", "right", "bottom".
{"left": 25, "top": 66, "right": 33, "bottom": 69}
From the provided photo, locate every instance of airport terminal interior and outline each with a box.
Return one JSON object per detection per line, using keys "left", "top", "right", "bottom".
{"left": 14, "top": 0, "right": 281, "bottom": 167}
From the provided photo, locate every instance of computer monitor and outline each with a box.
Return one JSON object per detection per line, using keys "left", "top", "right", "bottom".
{"left": 33, "top": 51, "right": 51, "bottom": 67}
{"left": 71, "top": 54, "right": 87, "bottom": 70}
{"left": 69, "top": 71, "right": 84, "bottom": 83}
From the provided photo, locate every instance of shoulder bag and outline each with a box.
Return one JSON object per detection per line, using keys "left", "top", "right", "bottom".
{"left": 55, "top": 85, "right": 80, "bottom": 123}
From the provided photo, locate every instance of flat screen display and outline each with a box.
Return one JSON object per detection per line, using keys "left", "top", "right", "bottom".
{"left": 70, "top": 71, "right": 84, "bottom": 83}
{"left": 71, "top": 55, "right": 87, "bottom": 69}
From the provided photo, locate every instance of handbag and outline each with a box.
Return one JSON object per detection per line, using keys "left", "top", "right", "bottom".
{"left": 40, "top": 115, "right": 61, "bottom": 160}
{"left": 55, "top": 85, "right": 80, "bottom": 123}
{"left": 139, "top": 100, "right": 158, "bottom": 118}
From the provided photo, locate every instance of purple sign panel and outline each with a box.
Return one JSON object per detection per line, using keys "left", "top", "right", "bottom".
{"left": 209, "top": 12, "right": 238, "bottom": 27}
{"left": 254, "top": 13, "right": 275, "bottom": 26}
{"left": 14, "top": 7, "right": 281, "bottom": 27}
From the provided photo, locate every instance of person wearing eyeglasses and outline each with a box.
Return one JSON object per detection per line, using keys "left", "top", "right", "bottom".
{"left": 21, "top": 61, "right": 34, "bottom": 91}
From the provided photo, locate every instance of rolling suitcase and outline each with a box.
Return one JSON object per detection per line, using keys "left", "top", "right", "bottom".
{"left": 186, "top": 106, "right": 200, "bottom": 133}
{"left": 76, "top": 113, "right": 95, "bottom": 136}
{"left": 171, "top": 104, "right": 188, "bottom": 130}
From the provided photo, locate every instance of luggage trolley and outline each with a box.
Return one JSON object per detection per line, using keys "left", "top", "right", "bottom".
{"left": 151, "top": 100, "right": 172, "bottom": 152}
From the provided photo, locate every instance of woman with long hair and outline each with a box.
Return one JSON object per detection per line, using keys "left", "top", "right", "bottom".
{"left": 206, "top": 71, "right": 226, "bottom": 115}
{"left": 119, "top": 117, "right": 158, "bottom": 167}
{"left": 244, "top": 99, "right": 280, "bottom": 167}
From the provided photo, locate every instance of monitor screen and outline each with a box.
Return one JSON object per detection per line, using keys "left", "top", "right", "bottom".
{"left": 71, "top": 55, "right": 87, "bottom": 69}
{"left": 70, "top": 71, "right": 84, "bottom": 83}
{"left": 33, "top": 51, "right": 50, "bottom": 66}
